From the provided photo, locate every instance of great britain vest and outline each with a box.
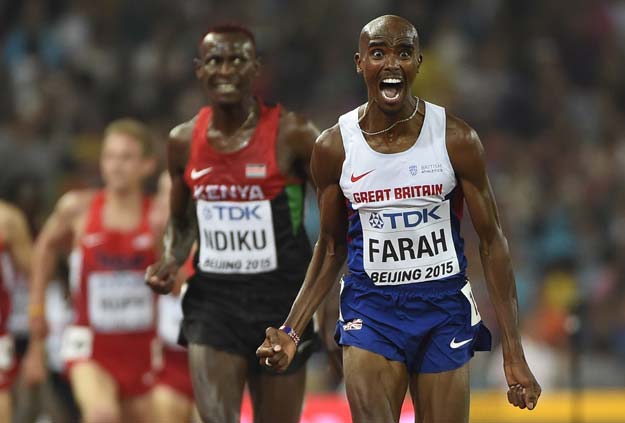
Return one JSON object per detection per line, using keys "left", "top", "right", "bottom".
{"left": 338, "top": 100, "right": 467, "bottom": 286}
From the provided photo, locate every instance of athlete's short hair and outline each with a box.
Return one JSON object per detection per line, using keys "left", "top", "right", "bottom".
{"left": 104, "top": 118, "right": 154, "bottom": 156}
{"left": 200, "top": 23, "right": 256, "bottom": 49}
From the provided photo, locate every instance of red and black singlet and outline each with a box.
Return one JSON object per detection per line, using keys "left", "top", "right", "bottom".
{"left": 184, "top": 101, "right": 311, "bottom": 292}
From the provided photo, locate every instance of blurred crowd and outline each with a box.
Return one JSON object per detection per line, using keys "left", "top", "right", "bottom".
{"left": 1, "top": 0, "right": 625, "bottom": 397}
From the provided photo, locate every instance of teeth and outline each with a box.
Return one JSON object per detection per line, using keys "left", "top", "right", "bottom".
{"left": 382, "top": 78, "right": 402, "bottom": 84}
{"left": 216, "top": 83, "right": 236, "bottom": 93}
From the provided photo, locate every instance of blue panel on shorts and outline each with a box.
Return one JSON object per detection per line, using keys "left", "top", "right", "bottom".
{"left": 335, "top": 274, "right": 491, "bottom": 374}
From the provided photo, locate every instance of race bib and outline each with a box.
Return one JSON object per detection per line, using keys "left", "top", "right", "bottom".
{"left": 196, "top": 199, "right": 277, "bottom": 274}
{"left": 360, "top": 201, "right": 460, "bottom": 285}
{"left": 88, "top": 271, "right": 154, "bottom": 332}
{"left": 157, "top": 294, "right": 183, "bottom": 346}
{"left": 0, "top": 334, "right": 14, "bottom": 370}
{"left": 60, "top": 326, "right": 93, "bottom": 361}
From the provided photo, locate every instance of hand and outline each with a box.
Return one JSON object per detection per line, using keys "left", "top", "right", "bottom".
{"left": 145, "top": 255, "right": 179, "bottom": 294}
{"left": 255, "top": 327, "right": 297, "bottom": 372}
{"left": 21, "top": 341, "right": 47, "bottom": 387}
{"left": 504, "top": 358, "right": 541, "bottom": 410}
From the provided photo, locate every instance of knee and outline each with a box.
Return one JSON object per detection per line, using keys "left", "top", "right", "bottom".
{"left": 83, "top": 408, "right": 121, "bottom": 423}
{"left": 195, "top": 397, "right": 239, "bottom": 423}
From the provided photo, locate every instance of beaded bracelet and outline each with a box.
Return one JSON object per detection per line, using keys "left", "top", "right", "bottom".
{"left": 279, "top": 325, "right": 300, "bottom": 347}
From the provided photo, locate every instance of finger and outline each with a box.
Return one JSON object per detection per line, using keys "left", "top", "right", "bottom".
{"left": 265, "top": 328, "right": 282, "bottom": 352}
{"left": 256, "top": 345, "right": 275, "bottom": 358}
{"left": 525, "top": 385, "right": 540, "bottom": 410}
{"left": 513, "top": 385, "right": 526, "bottom": 409}
{"left": 267, "top": 350, "right": 286, "bottom": 367}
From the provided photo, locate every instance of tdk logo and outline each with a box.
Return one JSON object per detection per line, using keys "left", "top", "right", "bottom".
{"left": 369, "top": 212, "right": 384, "bottom": 229}
{"left": 206, "top": 205, "right": 262, "bottom": 221}
{"left": 381, "top": 206, "right": 441, "bottom": 229}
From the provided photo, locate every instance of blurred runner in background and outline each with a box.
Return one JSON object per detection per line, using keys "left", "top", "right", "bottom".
{"left": 27, "top": 119, "right": 160, "bottom": 423}
{"left": 0, "top": 200, "right": 33, "bottom": 422}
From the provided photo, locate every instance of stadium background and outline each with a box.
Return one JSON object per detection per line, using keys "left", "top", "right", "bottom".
{"left": 1, "top": 0, "right": 625, "bottom": 421}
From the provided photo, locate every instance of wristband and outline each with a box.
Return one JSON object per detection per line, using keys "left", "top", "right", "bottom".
{"left": 28, "top": 303, "right": 45, "bottom": 318}
{"left": 279, "top": 325, "right": 300, "bottom": 347}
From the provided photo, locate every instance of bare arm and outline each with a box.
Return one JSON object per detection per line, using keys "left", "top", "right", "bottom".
{"left": 146, "top": 121, "right": 196, "bottom": 294}
{"left": 164, "top": 123, "right": 197, "bottom": 265}
{"left": 257, "top": 126, "right": 348, "bottom": 370}
{"left": 448, "top": 116, "right": 540, "bottom": 409}
{"left": 1, "top": 204, "right": 33, "bottom": 277}
{"left": 29, "top": 191, "right": 88, "bottom": 339}
{"left": 280, "top": 110, "right": 320, "bottom": 182}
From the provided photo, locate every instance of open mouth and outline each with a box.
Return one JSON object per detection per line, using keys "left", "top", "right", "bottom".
{"left": 379, "top": 77, "right": 404, "bottom": 101}
{"left": 215, "top": 83, "right": 237, "bottom": 94}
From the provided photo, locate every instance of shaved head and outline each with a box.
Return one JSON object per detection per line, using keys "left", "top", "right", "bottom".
{"left": 359, "top": 15, "right": 419, "bottom": 54}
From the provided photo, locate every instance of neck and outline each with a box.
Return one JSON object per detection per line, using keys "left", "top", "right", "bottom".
{"left": 212, "top": 96, "right": 257, "bottom": 134}
{"left": 360, "top": 96, "right": 417, "bottom": 135}
{"left": 104, "top": 187, "right": 142, "bottom": 209}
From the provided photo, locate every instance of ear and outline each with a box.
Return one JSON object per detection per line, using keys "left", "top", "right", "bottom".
{"left": 142, "top": 157, "right": 158, "bottom": 179}
{"left": 354, "top": 52, "right": 362, "bottom": 74}
{"left": 416, "top": 53, "right": 423, "bottom": 73}
{"left": 194, "top": 57, "right": 203, "bottom": 79}
{"left": 253, "top": 56, "right": 261, "bottom": 78}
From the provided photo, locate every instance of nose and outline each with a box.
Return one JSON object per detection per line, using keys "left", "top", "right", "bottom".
{"left": 217, "top": 60, "right": 234, "bottom": 76}
{"left": 385, "top": 54, "right": 400, "bottom": 70}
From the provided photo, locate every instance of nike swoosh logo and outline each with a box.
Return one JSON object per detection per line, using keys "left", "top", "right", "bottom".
{"left": 190, "top": 167, "right": 213, "bottom": 180}
{"left": 350, "top": 169, "right": 375, "bottom": 183}
{"left": 450, "top": 337, "right": 472, "bottom": 349}
{"left": 82, "top": 233, "right": 105, "bottom": 248}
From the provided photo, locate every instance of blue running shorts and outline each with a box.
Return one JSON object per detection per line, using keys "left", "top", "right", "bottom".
{"left": 335, "top": 275, "right": 492, "bottom": 373}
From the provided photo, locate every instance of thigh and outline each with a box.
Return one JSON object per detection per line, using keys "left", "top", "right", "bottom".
{"left": 69, "top": 361, "right": 121, "bottom": 422}
{"left": 247, "top": 366, "right": 306, "bottom": 423}
{"left": 344, "top": 345, "right": 409, "bottom": 423}
{"left": 410, "top": 362, "right": 470, "bottom": 423}
{"left": 0, "top": 389, "right": 10, "bottom": 423}
{"left": 151, "top": 385, "right": 193, "bottom": 423}
{"left": 188, "top": 343, "right": 247, "bottom": 423}
{"left": 121, "top": 392, "right": 154, "bottom": 423}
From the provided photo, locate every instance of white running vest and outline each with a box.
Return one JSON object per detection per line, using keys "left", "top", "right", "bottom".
{"left": 338, "top": 100, "right": 464, "bottom": 285}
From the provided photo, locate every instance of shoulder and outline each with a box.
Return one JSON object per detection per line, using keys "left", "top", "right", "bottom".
{"left": 445, "top": 112, "right": 484, "bottom": 174}
{"left": 168, "top": 117, "right": 196, "bottom": 147}
{"left": 55, "top": 189, "right": 96, "bottom": 219}
{"left": 278, "top": 107, "right": 319, "bottom": 144}
{"left": 311, "top": 124, "right": 345, "bottom": 185}
{"left": 314, "top": 124, "right": 344, "bottom": 156}
{"left": 0, "top": 201, "right": 25, "bottom": 234}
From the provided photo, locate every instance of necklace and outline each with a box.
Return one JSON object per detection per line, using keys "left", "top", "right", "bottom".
{"left": 358, "top": 96, "right": 420, "bottom": 136}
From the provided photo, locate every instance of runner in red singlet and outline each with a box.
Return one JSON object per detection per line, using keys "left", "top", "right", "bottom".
{"left": 0, "top": 200, "right": 33, "bottom": 422}
{"left": 27, "top": 119, "right": 159, "bottom": 423}
{"left": 145, "top": 24, "right": 321, "bottom": 423}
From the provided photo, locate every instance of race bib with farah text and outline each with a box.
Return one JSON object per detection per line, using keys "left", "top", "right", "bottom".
{"left": 360, "top": 200, "right": 460, "bottom": 285}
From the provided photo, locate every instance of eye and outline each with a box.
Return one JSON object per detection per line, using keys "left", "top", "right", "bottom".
{"left": 371, "top": 49, "right": 384, "bottom": 59}
{"left": 205, "top": 57, "right": 219, "bottom": 66}
{"left": 232, "top": 56, "right": 244, "bottom": 65}
{"left": 399, "top": 50, "right": 412, "bottom": 59}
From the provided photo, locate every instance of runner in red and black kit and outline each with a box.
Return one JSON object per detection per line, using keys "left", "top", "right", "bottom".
{"left": 146, "top": 24, "right": 320, "bottom": 423}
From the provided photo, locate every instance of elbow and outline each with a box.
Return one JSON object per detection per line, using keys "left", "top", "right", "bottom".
{"left": 478, "top": 227, "right": 508, "bottom": 257}
{"left": 318, "top": 235, "right": 348, "bottom": 264}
